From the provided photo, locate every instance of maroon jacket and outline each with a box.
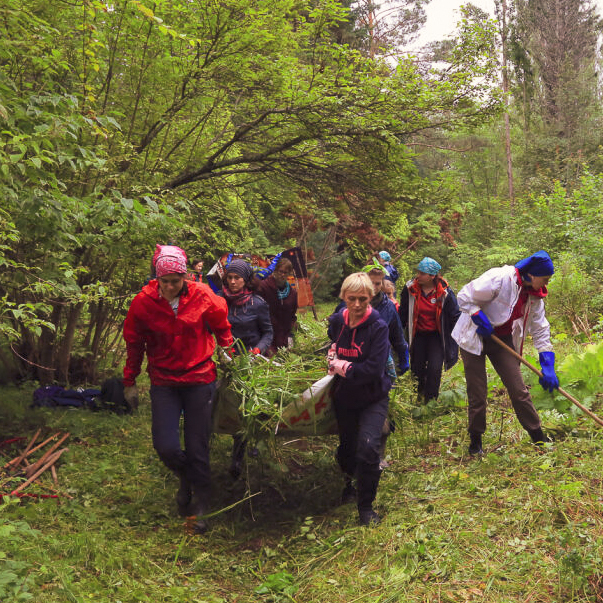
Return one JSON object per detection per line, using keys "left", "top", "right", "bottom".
{"left": 256, "top": 276, "right": 298, "bottom": 351}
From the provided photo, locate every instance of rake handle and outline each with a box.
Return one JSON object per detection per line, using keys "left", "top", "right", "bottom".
{"left": 490, "top": 334, "right": 603, "bottom": 428}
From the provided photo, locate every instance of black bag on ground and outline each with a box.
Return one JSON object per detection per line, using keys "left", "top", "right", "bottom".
{"left": 98, "top": 377, "right": 131, "bottom": 414}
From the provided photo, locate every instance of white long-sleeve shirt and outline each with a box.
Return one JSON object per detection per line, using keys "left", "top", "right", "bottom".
{"left": 451, "top": 265, "right": 553, "bottom": 355}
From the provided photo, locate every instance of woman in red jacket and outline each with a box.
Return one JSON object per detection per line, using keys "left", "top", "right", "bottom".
{"left": 123, "top": 245, "right": 233, "bottom": 533}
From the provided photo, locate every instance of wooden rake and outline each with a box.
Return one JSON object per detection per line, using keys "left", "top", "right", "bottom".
{"left": 491, "top": 334, "right": 603, "bottom": 428}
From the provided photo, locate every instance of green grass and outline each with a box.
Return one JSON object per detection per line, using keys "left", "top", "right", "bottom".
{"left": 2, "top": 310, "right": 603, "bottom": 602}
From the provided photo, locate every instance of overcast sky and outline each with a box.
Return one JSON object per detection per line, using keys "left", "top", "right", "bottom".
{"left": 414, "top": 0, "right": 603, "bottom": 47}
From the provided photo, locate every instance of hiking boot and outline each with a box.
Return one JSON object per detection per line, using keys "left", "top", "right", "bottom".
{"left": 230, "top": 436, "right": 246, "bottom": 479}
{"left": 528, "top": 427, "right": 550, "bottom": 446}
{"left": 188, "top": 494, "right": 209, "bottom": 534}
{"left": 192, "top": 516, "right": 209, "bottom": 534}
{"left": 358, "top": 508, "right": 381, "bottom": 526}
{"left": 175, "top": 474, "right": 192, "bottom": 517}
{"left": 468, "top": 432, "right": 483, "bottom": 456}
{"left": 340, "top": 480, "right": 357, "bottom": 505}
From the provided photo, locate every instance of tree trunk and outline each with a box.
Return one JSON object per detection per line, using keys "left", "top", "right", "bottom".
{"left": 499, "top": 0, "right": 515, "bottom": 207}
{"left": 37, "top": 303, "right": 63, "bottom": 384}
{"left": 57, "top": 302, "right": 84, "bottom": 384}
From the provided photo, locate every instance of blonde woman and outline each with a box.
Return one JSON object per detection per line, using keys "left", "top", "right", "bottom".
{"left": 327, "top": 272, "right": 392, "bottom": 526}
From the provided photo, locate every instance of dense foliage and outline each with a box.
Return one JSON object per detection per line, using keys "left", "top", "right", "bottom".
{"left": 1, "top": 0, "right": 603, "bottom": 390}
{"left": 0, "top": 0, "right": 505, "bottom": 383}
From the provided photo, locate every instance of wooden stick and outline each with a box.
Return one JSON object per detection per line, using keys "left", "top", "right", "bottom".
{"left": 50, "top": 465, "right": 59, "bottom": 486}
{"left": 19, "top": 432, "right": 61, "bottom": 461}
{"left": 490, "top": 334, "right": 603, "bottom": 428}
{"left": 24, "top": 433, "right": 70, "bottom": 478}
{"left": 5, "top": 429, "right": 40, "bottom": 471}
{"left": 11, "top": 448, "right": 68, "bottom": 494}
{"left": 34, "top": 473, "right": 73, "bottom": 500}
{"left": 4, "top": 432, "right": 60, "bottom": 469}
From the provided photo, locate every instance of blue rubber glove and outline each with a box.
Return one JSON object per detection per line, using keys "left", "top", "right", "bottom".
{"left": 471, "top": 310, "right": 493, "bottom": 337}
{"left": 398, "top": 348, "right": 410, "bottom": 376}
{"left": 538, "top": 351, "right": 559, "bottom": 392}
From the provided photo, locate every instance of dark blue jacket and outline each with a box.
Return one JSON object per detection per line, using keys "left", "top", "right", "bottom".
{"left": 384, "top": 263, "right": 399, "bottom": 284}
{"left": 333, "top": 293, "right": 408, "bottom": 367}
{"left": 219, "top": 293, "right": 273, "bottom": 354}
{"left": 371, "top": 292, "right": 408, "bottom": 365}
{"left": 327, "top": 308, "right": 392, "bottom": 409}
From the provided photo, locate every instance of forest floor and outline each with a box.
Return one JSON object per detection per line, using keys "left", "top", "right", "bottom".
{"left": 2, "top": 309, "right": 603, "bottom": 603}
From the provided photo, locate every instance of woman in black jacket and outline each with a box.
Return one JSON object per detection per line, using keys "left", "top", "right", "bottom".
{"left": 220, "top": 259, "right": 273, "bottom": 478}
{"left": 221, "top": 259, "right": 273, "bottom": 356}
{"left": 327, "top": 272, "right": 392, "bottom": 526}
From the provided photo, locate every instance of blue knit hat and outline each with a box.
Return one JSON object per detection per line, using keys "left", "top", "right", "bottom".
{"left": 417, "top": 257, "right": 441, "bottom": 276}
{"left": 225, "top": 259, "right": 253, "bottom": 282}
{"left": 378, "top": 250, "right": 391, "bottom": 262}
{"left": 515, "top": 250, "right": 554, "bottom": 277}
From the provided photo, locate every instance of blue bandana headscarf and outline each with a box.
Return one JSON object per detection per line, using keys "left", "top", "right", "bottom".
{"left": 515, "top": 250, "right": 554, "bottom": 277}
{"left": 378, "top": 251, "right": 391, "bottom": 262}
{"left": 417, "top": 257, "right": 441, "bottom": 276}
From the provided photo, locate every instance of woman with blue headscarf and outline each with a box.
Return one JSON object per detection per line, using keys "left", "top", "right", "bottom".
{"left": 399, "top": 257, "right": 460, "bottom": 403}
{"left": 451, "top": 251, "right": 559, "bottom": 455}
{"left": 377, "top": 251, "right": 399, "bottom": 287}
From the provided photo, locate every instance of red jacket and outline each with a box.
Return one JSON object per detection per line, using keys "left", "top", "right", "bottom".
{"left": 123, "top": 280, "right": 233, "bottom": 386}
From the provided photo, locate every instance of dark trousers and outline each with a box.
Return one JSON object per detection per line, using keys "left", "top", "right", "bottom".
{"left": 410, "top": 331, "right": 444, "bottom": 401}
{"left": 460, "top": 334, "right": 541, "bottom": 435}
{"left": 150, "top": 382, "right": 215, "bottom": 491}
{"left": 334, "top": 398, "right": 388, "bottom": 512}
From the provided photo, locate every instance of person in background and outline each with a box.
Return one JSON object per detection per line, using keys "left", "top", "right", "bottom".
{"left": 220, "top": 259, "right": 273, "bottom": 478}
{"left": 220, "top": 259, "right": 273, "bottom": 357}
{"left": 328, "top": 272, "right": 393, "bottom": 526}
{"left": 360, "top": 261, "right": 409, "bottom": 467}
{"left": 398, "top": 257, "right": 460, "bottom": 404}
{"left": 190, "top": 258, "right": 204, "bottom": 282}
{"left": 223, "top": 251, "right": 283, "bottom": 282}
{"left": 256, "top": 256, "right": 298, "bottom": 356}
{"left": 123, "top": 245, "right": 233, "bottom": 534}
{"left": 451, "top": 250, "right": 559, "bottom": 455}
{"left": 382, "top": 279, "right": 399, "bottom": 311}
{"left": 377, "top": 251, "right": 399, "bottom": 289}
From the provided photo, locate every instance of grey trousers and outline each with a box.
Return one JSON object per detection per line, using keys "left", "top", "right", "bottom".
{"left": 460, "top": 334, "right": 541, "bottom": 435}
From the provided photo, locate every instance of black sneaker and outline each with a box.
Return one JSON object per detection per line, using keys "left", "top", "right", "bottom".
{"left": 528, "top": 427, "right": 550, "bottom": 446}
{"left": 175, "top": 476, "right": 192, "bottom": 517}
{"left": 340, "top": 482, "right": 357, "bottom": 505}
{"left": 188, "top": 495, "right": 209, "bottom": 534}
{"left": 468, "top": 433, "right": 483, "bottom": 455}
{"left": 359, "top": 509, "right": 381, "bottom": 526}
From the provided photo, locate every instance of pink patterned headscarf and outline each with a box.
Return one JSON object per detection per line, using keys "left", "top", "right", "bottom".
{"left": 153, "top": 244, "right": 188, "bottom": 277}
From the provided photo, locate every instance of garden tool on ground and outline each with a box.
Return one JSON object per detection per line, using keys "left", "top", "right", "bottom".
{"left": 490, "top": 334, "right": 603, "bottom": 428}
